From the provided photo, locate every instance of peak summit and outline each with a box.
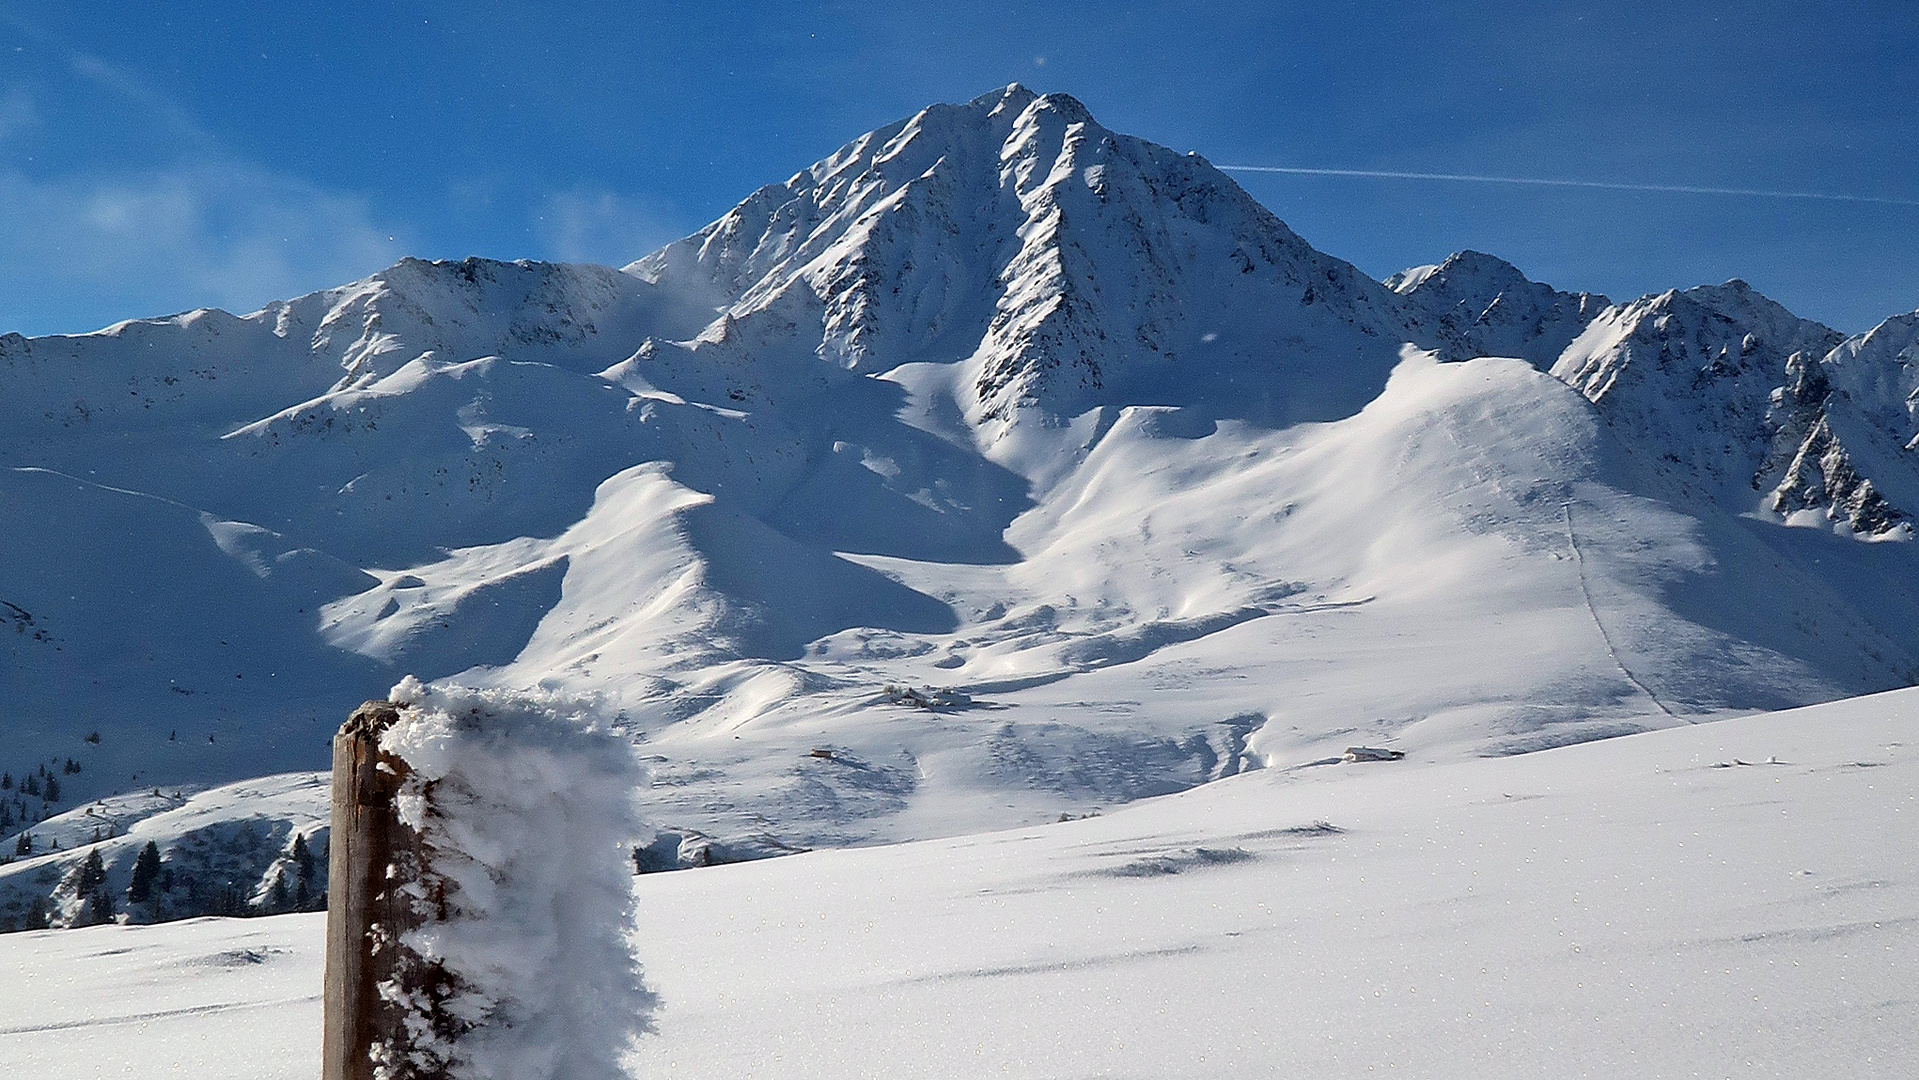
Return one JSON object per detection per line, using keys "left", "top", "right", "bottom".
{"left": 628, "top": 86, "right": 1410, "bottom": 437}
{"left": 965, "top": 83, "right": 1093, "bottom": 122}
{"left": 977, "top": 82, "right": 1039, "bottom": 110}
{"left": 1389, "top": 250, "right": 1610, "bottom": 368}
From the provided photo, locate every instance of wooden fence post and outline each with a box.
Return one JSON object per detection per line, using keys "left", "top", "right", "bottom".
{"left": 321, "top": 700, "right": 435, "bottom": 1080}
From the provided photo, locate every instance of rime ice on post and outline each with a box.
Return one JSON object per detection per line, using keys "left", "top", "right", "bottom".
{"left": 323, "top": 679, "right": 654, "bottom": 1080}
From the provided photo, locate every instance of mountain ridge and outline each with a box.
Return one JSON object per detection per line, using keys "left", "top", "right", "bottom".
{"left": 6, "top": 85, "right": 1919, "bottom": 925}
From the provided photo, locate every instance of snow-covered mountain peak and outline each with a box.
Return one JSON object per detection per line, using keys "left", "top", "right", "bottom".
{"left": 1546, "top": 280, "right": 1901, "bottom": 530}
{"left": 1667, "top": 279, "right": 1840, "bottom": 361}
{"left": 624, "top": 85, "right": 1039, "bottom": 317}
{"left": 1552, "top": 280, "right": 1841, "bottom": 416}
{"left": 1388, "top": 249, "right": 1610, "bottom": 368}
{"left": 1756, "top": 308, "right": 1919, "bottom": 537}
{"left": 625, "top": 86, "right": 1413, "bottom": 449}
{"left": 1531, "top": 279, "right": 1919, "bottom": 541}
{"left": 1386, "top": 249, "right": 1527, "bottom": 295}
{"left": 1818, "top": 309, "right": 1919, "bottom": 434}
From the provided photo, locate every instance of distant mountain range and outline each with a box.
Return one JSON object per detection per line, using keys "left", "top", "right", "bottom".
{"left": 5, "top": 85, "right": 1918, "bottom": 925}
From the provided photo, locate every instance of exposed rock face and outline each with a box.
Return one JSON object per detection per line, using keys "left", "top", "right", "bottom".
{"left": 1755, "top": 313, "right": 1919, "bottom": 536}
{"left": 1767, "top": 412, "right": 1905, "bottom": 534}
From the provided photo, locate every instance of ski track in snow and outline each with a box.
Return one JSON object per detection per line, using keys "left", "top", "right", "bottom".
{"left": 8, "top": 465, "right": 203, "bottom": 511}
{"left": 1562, "top": 500, "right": 1678, "bottom": 719}
{"left": 0, "top": 995, "right": 320, "bottom": 1037}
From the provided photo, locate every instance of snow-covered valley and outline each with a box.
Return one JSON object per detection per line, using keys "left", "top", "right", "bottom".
{"left": 5, "top": 84, "right": 1919, "bottom": 932}
{"left": 2, "top": 687, "right": 1913, "bottom": 1077}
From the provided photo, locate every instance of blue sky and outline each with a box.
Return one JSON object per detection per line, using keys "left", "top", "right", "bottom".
{"left": 2, "top": 2, "right": 1914, "bottom": 336}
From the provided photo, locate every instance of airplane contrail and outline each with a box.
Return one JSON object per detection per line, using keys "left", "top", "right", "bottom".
{"left": 1214, "top": 164, "right": 1919, "bottom": 208}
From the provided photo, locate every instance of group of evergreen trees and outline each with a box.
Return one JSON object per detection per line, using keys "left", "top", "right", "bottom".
{"left": 4, "top": 771, "right": 61, "bottom": 803}
{"left": 0, "top": 827, "right": 327, "bottom": 932}
{"left": 47, "top": 841, "right": 163, "bottom": 928}
{"left": 0, "top": 752, "right": 93, "bottom": 867}
{"left": 0, "top": 758, "right": 75, "bottom": 843}
{"left": 2, "top": 828, "right": 64, "bottom": 864}
{"left": 0, "top": 896, "right": 52, "bottom": 933}
{"left": 3, "top": 757, "right": 78, "bottom": 800}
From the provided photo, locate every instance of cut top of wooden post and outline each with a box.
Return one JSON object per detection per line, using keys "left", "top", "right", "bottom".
{"left": 344, "top": 699, "right": 402, "bottom": 740}
{"left": 324, "top": 699, "right": 432, "bottom": 1080}
{"left": 340, "top": 701, "right": 407, "bottom": 808}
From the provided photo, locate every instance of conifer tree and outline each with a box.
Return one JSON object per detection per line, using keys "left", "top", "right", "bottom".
{"left": 292, "top": 833, "right": 315, "bottom": 883}
{"left": 128, "top": 841, "right": 162, "bottom": 905}
{"left": 76, "top": 847, "right": 106, "bottom": 895}
{"left": 66, "top": 849, "right": 109, "bottom": 927}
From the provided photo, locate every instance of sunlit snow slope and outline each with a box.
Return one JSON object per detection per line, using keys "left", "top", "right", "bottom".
{"left": 6, "top": 85, "right": 1919, "bottom": 900}
{"left": 1, "top": 688, "right": 1913, "bottom": 1078}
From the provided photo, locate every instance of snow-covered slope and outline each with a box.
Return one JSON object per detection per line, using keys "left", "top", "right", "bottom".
{"left": 6, "top": 85, "right": 1919, "bottom": 901}
{"left": 3, "top": 688, "right": 1914, "bottom": 1078}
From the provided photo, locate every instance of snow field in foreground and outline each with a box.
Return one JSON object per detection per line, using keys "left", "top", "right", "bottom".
{"left": 626, "top": 689, "right": 1918, "bottom": 1079}
{"left": 0, "top": 913, "right": 325, "bottom": 1078}
{"left": 0, "top": 687, "right": 1913, "bottom": 1079}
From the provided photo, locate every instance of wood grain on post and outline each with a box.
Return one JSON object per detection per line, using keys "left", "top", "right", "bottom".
{"left": 321, "top": 700, "right": 421, "bottom": 1080}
